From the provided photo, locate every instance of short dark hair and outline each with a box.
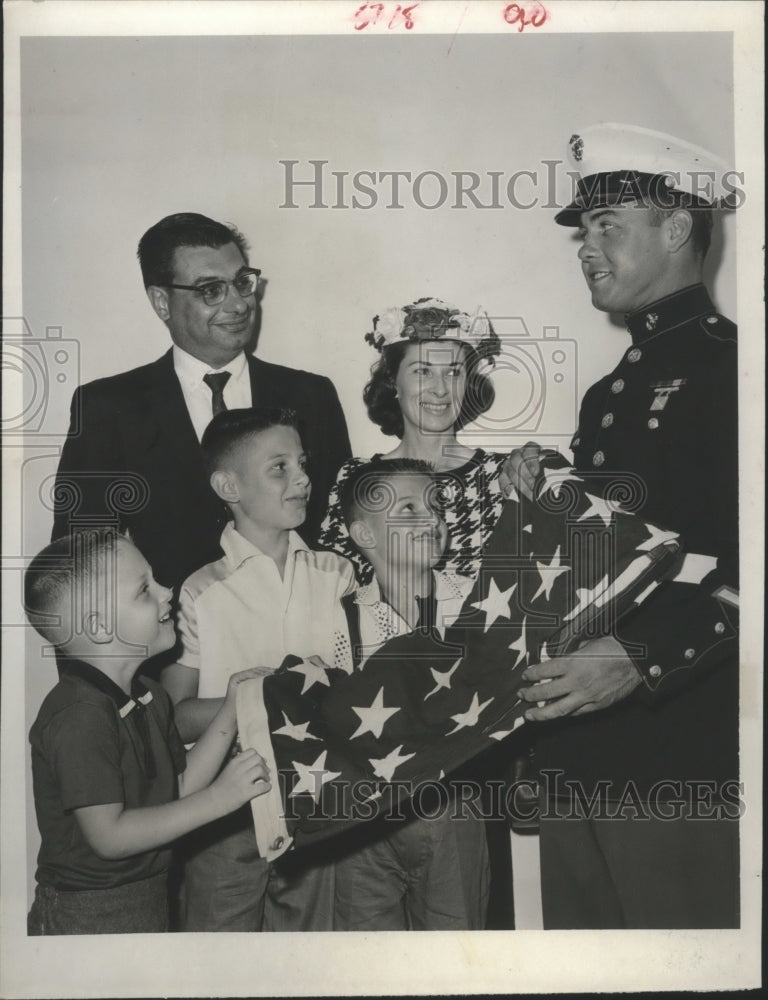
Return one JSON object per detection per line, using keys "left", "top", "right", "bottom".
{"left": 137, "top": 213, "right": 250, "bottom": 288}
{"left": 24, "top": 529, "right": 122, "bottom": 646}
{"left": 646, "top": 194, "right": 714, "bottom": 259}
{"left": 363, "top": 341, "right": 495, "bottom": 438}
{"left": 201, "top": 407, "right": 302, "bottom": 478}
{"left": 339, "top": 457, "right": 435, "bottom": 528}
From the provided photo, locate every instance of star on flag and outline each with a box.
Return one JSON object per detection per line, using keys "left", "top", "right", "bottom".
{"left": 508, "top": 615, "right": 530, "bottom": 668}
{"left": 636, "top": 523, "right": 681, "bottom": 552}
{"left": 537, "top": 465, "right": 584, "bottom": 499}
{"left": 564, "top": 575, "right": 611, "bottom": 621}
{"left": 531, "top": 545, "right": 570, "bottom": 602}
{"left": 424, "top": 658, "right": 461, "bottom": 700}
{"left": 471, "top": 577, "right": 517, "bottom": 632}
{"left": 448, "top": 691, "right": 493, "bottom": 733}
{"left": 578, "top": 492, "right": 619, "bottom": 527}
{"left": 350, "top": 686, "right": 399, "bottom": 739}
{"left": 288, "top": 657, "right": 331, "bottom": 694}
{"left": 489, "top": 716, "right": 525, "bottom": 740}
{"left": 370, "top": 744, "right": 416, "bottom": 782}
{"left": 289, "top": 750, "right": 341, "bottom": 802}
{"left": 273, "top": 711, "right": 318, "bottom": 742}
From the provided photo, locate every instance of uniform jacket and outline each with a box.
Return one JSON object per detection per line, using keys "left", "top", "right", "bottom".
{"left": 51, "top": 349, "right": 351, "bottom": 588}
{"left": 537, "top": 283, "right": 739, "bottom": 797}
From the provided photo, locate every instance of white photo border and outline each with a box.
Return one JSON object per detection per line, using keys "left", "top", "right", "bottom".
{"left": 2, "top": 2, "right": 763, "bottom": 997}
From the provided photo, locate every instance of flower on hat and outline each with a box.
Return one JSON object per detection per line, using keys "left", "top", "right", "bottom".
{"left": 365, "top": 297, "right": 500, "bottom": 363}
{"left": 568, "top": 133, "right": 584, "bottom": 162}
{"left": 371, "top": 307, "right": 408, "bottom": 341}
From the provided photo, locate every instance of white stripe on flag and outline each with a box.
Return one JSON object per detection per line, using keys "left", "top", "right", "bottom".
{"left": 237, "top": 677, "right": 292, "bottom": 862}
{"left": 633, "top": 579, "right": 661, "bottom": 605}
{"left": 671, "top": 553, "right": 718, "bottom": 585}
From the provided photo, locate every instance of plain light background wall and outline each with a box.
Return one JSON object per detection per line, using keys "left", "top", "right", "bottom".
{"left": 18, "top": 31, "right": 736, "bottom": 906}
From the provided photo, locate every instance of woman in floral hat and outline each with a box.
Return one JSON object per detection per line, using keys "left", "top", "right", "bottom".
{"left": 318, "top": 298, "right": 516, "bottom": 930}
{"left": 318, "top": 297, "right": 508, "bottom": 586}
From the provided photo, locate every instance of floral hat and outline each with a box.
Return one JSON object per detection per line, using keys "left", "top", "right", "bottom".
{"left": 365, "top": 297, "right": 501, "bottom": 365}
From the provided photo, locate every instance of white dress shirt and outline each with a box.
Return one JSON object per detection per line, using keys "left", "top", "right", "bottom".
{"left": 177, "top": 522, "right": 356, "bottom": 697}
{"left": 172, "top": 345, "right": 252, "bottom": 441}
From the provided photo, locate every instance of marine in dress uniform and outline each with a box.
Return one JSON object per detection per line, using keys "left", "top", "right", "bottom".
{"left": 520, "top": 124, "right": 740, "bottom": 928}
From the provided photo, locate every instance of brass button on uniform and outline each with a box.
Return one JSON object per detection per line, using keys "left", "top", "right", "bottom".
{"left": 611, "top": 378, "right": 625, "bottom": 394}
{"left": 706, "top": 316, "right": 718, "bottom": 325}
{"left": 592, "top": 451, "right": 605, "bottom": 467}
{"left": 649, "top": 665, "right": 662, "bottom": 678}
{"left": 647, "top": 417, "right": 659, "bottom": 430}
{"left": 628, "top": 348, "right": 642, "bottom": 363}
{"left": 714, "top": 622, "right": 726, "bottom": 634}
{"left": 684, "top": 648, "right": 695, "bottom": 660}
{"left": 601, "top": 413, "right": 614, "bottom": 428}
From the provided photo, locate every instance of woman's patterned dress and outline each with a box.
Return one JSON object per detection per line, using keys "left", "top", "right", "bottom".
{"left": 318, "top": 449, "right": 507, "bottom": 585}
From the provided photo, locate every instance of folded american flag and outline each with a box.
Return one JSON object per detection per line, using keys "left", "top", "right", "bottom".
{"left": 237, "top": 455, "right": 682, "bottom": 860}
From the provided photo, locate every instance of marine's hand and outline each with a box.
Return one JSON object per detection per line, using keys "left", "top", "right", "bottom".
{"left": 519, "top": 636, "right": 642, "bottom": 720}
{"left": 210, "top": 748, "right": 271, "bottom": 813}
{"left": 500, "top": 442, "right": 543, "bottom": 501}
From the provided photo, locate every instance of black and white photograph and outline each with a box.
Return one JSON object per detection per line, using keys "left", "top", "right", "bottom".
{"left": 1, "top": 1, "right": 763, "bottom": 996}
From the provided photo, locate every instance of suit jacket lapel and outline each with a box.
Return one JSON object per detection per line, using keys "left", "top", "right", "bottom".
{"left": 145, "top": 349, "right": 207, "bottom": 480}
{"left": 247, "top": 353, "right": 273, "bottom": 407}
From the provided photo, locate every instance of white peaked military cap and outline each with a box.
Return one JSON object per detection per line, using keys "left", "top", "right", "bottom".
{"left": 555, "top": 123, "right": 734, "bottom": 226}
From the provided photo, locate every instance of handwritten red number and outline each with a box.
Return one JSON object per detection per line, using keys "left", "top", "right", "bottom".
{"left": 503, "top": 2, "right": 547, "bottom": 32}
{"left": 354, "top": 3, "right": 385, "bottom": 30}
{"left": 388, "top": 3, "right": 419, "bottom": 29}
{"left": 355, "top": 1, "right": 417, "bottom": 30}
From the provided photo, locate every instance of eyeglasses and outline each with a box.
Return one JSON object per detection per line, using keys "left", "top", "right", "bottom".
{"left": 162, "top": 268, "right": 262, "bottom": 307}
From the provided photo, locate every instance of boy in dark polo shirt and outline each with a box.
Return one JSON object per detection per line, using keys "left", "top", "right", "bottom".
{"left": 25, "top": 528, "right": 271, "bottom": 934}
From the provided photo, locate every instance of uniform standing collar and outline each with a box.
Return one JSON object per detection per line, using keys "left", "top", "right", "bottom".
{"left": 59, "top": 657, "right": 153, "bottom": 719}
{"left": 624, "top": 283, "right": 714, "bottom": 345}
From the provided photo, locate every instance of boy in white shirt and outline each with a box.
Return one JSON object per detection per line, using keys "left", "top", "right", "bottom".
{"left": 162, "top": 408, "right": 354, "bottom": 931}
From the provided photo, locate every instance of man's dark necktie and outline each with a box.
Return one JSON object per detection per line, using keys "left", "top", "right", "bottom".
{"left": 203, "top": 371, "right": 231, "bottom": 417}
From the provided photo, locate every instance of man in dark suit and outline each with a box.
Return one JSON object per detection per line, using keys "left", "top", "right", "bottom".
{"left": 52, "top": 213, "right": 351, "bottom": 589}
